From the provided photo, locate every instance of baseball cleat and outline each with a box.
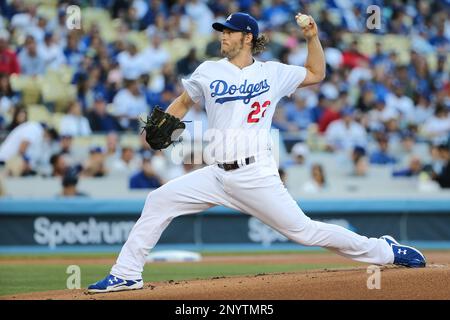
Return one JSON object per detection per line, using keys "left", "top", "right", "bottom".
{"left": 380, "top": 235, "right": 399, "bottom": 247}
{"left": 380, "top": 235, "right": 426, "bottom": 268}
{"left": 87, "top": 274, "right": 143, "bottom": 293}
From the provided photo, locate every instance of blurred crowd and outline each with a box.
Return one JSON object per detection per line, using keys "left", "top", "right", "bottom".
{"left": 0, "top": 0, "right": 449, "bottom": 196}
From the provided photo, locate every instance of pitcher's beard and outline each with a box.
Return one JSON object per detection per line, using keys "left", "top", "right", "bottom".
{"left": 221, "top": 38, "right": 245, "bottom": 60}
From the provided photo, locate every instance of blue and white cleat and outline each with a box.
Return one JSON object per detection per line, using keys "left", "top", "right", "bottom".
{"left": 87, "top": 274, "right": 143, "bottom": 293}
{"left": 380, "top": 235, "right": 426, "bottom": 268}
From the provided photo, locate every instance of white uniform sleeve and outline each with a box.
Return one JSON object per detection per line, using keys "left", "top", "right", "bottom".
{"left": 275, "top": 62, "right": 307, "bottom": 98}
{"left": 181, "top": 64, "right": 205, "bottom": 104}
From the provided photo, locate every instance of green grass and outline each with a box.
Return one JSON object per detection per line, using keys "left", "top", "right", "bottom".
{"left": 0, "top": 250, "right": 326, "bottom": 260}
{"left": 0, "top": 262, "right": 346, "bottom": 296}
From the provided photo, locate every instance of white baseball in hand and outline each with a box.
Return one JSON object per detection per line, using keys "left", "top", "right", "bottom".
{"left": 296, "top": 14, "right": 311, "bottom": 28}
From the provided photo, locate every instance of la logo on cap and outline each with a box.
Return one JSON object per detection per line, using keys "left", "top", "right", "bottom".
{"left": 226, "top": 14, "right": 232, "bottom": 21}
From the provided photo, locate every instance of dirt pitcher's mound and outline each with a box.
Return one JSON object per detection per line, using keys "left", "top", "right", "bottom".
{"left": 4, "top": 265, "right": 450, "bottom": 300}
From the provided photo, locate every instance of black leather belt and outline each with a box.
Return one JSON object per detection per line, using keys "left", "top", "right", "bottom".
{"left": 217, "top": 156, "right": 256, "bottom": 171}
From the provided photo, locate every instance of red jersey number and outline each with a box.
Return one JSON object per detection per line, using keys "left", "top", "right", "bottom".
{"left": 247, "top": 101, "right": 271, "bottom": 123}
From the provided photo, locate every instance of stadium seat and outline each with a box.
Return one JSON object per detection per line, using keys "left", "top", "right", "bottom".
{"left": 27, "top": 104, "right": 51, "bottom": 123}
{"left": 162, "top": 38, "right": 192, "bottom": 63}
{"left": 9, "top": 74, "right": 42, "bottom": 105}
{"left": 26, "top": 0, "right": 57, "bottom": 6}
{"left": 41, "top": 76, "right": 76, "bottom": 113}
{"left": 82, "top": 8, "right": 116, "bottom": 43}
{"left": 51, "top": 112, "right": 65, "bottom": 132}
{"left": 127, "top": 31, "right": 150, "bottom": 52}
{"left": 36, "top": 4, "right": 57, "bottom": 21}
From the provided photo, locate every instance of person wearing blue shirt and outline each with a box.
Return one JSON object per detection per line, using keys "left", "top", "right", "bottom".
{"left": 129, "top": 152, "right": 163, "bottom": 189}
{"left": 370, "top": 135, "right": 397, "bottom": 165}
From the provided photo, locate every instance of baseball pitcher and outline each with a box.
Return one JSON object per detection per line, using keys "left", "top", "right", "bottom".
{"left": 88, "top": 12, "right": 426, "bottom": 293}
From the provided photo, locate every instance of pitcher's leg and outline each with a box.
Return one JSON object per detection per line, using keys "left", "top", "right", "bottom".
{"left": 111, "top": 166, "right": 225, "bottom": 279}
{"left": 229, "top": 174, "right": 394, "bottom": 265}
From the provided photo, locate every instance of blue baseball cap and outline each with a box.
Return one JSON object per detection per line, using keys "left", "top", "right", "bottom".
{"left": 212, "top": 12, "right": 259, "bottom": 39}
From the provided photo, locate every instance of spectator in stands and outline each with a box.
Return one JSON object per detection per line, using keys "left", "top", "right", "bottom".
{"left": 129, "top": 151, "right": 163, "bottom": 189}
{"left": 310, "top": 94, "right": 328, "bottom": 124}
{"left": 386, "top": 81, "right": 415, "bottom": 120}
{"left": 64, "top": 32, "right": 84, "bottom": 70}
{"left": 136, "top": 130, "right": 152, "bottom": 156}
{"left": 431, "top": 55, "right": 448, "bottom": 92}
{"left": 124, "top": 6, "right": 141, "bottom": 31}
{"left": 389, "top": 9, "right": 410, "bottom": 35}
{"left": 261, "top": 0, "right": 291, "bottom": 28}
{"left": 39, "top": 32, "right": 66, "bottom": 70}
{"left": 422, "top": 105, "right": 450, "bottom": 142}
{"left": 429, "top": 23, "right": 449, "bottom": 51}
{"left": 271, "top": 106, "right": 298, "bottom": 132}
{"left": 392, "top": 156, "right": 423, "bottom": 177}
{"left": 108, "top": 146, "right": 141, "bottom": 176}
{"left": 367, "top": 97, "right": 399, "bottom": 132}
{"left": 60, "top": 101, "right": 92, "bottom": 137}
{"left": 176, "top": 48, "right": 200, "bottom": 76}
{"left": 140, "top": 34, "right": 170, "bottom": 74}
{"left": 284, "top": 92, "right": 313, "bottom": 131}
{"left": 370, "top": 42, "right": 389, "bottom": 67}
{"left": 140, "top": 73, "right": 162, "bottom": 108}
{"left": 342, "top": 40, "right": 369, "bottom": 69}
{"left": 104, "top": 131, "right": 120, "bottom": 166}
{"left": 391, "top": 131, "right": 423, "bottom": 165}
{"left": 318, "top": 11, "right": 336, "bottom": 39}
{"left": 87, "top": 94, "right": 122, "bottom": 132}
{"left": 0, "top": 122, "right": 59, "bottom": 173}
{"left": 0, "top": 29, "right": 20, "bottom": 75}
{"left": 57, "top": 134, "right": 81, "bottom": 168}
{"left": 205, "top": 33, "right": 221, "bottom": 58}
{"left": 257, "top": 28, "right": 285, "bottom": 62}
{"left": 27, "top": 13, "right": 48, "bottom": 43}
{"left": 49, "top": 152, "right": 67, "bottom": 177}
{"left": 325, "top": 107, "right": 367, "bottom": 152}
{"left": 411, "top": 94, "right": 434, "bottom": 125}
{"left": 433, "top": 142, "right": 450, "bottom": 188}
{"left": 18, "top": 35, "right": 46, "bottom": 76}
{"left": 60, "top": 168, "right": 88, "bottom": 197}
{"left": 113, "top": 75, "right": 149, "bottom": 131}
{"left": 302, "top": 163, "right": 327, "bottom": 194}
{"left": 351, "top": 145, "right": 368, "bottom": 177}
{"left": 48, "top": 8, "right": 70, "bottom": 41}
{"left": 1, "top": 73, "right": 20, "bottom": 123}
{"left": 81, "top": 146, "right": 108, "bottom": 178}
{"left": 290, "top": 142, "right": 309, "bottom": 166}
{"left": 75, "top": 70, "right": 97, "bottom": 112}
{"left": 185, "top": 0, "right": 214, "bottom": 36}
{"left": 167, "top": 6, "right": 193, "bottom": 39}
{"left": 6, "top": 104, "right": 27, "bottom": 131}
{"left": 117, "top": 42, "right": 144, "bottom": 78}
{"left": 369, "top": 134, "right": 397, "bottom": 165}
{"left": 318, "top": 94, "right": 342, "bottom": 133}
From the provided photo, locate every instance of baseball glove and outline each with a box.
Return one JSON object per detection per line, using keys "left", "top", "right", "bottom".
{"left": 142, "top": 106, "right": 186, "bottom": 150}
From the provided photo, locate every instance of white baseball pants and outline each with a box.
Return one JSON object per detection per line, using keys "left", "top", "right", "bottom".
{"left": 111, "top": 152, "right": 394, "bottom": 279}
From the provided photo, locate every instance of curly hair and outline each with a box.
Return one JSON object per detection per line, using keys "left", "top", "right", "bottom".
{"left": 251, "top": 33, "right": 269, "bottom": 55}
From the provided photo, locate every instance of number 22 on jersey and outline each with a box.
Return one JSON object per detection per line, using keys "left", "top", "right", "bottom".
{"left": 247, "top": 100, "right": 271, "bottom": 123}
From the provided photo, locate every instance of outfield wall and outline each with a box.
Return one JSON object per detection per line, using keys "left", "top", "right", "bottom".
{"left": 1, "top": 198, "right": 450, "bottom": 253}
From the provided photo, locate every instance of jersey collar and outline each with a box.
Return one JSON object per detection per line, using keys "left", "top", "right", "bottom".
{"left": 221, "top": 57, "right": 258, "bottom": 71}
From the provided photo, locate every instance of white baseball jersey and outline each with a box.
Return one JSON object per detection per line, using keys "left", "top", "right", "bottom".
{"left": 182, "top": 58, "right": 307, "bottom": 162}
